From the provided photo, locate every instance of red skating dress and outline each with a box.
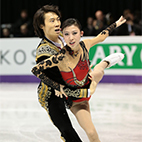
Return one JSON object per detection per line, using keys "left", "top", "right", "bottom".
{"left": 60, "top": 56, "right": 90, "bottom": 88}
{"left": 61, "top": 41, "right": 92, "bottom": 102}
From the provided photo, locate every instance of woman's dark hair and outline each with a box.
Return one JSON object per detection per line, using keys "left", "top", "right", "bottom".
{"left": 33, "top": 5, "right": 61, "bottom": 38}
{"left": 62, "top": 18, "right": 82, "bottom": 31}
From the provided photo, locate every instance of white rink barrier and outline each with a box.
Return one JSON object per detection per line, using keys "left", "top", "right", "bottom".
{"left": 0, "top": 36, "right": 142, "bottom": 83}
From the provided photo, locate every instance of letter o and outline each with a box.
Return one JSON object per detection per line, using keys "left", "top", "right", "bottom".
{"left": 14, "top": 50, "right": 26, "bottom": 64}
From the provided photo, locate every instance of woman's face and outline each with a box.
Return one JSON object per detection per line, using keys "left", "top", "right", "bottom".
{"left": 40, "top": 12, "right": 61, "bottom": 39}
{"left": 63, "top": 25, "right": 83, "bottom": 50}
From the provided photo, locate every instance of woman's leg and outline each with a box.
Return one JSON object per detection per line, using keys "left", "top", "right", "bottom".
{"left": 90, "top": 61, "right": 108, "bottom": 84}
{"left": 90, "top": 52, "right": 125, "bottom": 84}
{"left": 70, "top": 101, "right": 101, "bottom": 142}
{"left": 88, "top": 61, "right": 107, "bottom": 95}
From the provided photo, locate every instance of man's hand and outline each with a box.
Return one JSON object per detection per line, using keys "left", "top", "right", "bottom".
{"left": 54, "top": 85, "right": 68, "bottom": 98}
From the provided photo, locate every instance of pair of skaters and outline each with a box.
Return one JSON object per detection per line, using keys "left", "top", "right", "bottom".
{"left": 32, "top": 5, "right": 126, "bottom": 142}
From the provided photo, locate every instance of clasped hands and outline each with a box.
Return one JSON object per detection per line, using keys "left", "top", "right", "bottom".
{"left": 54, "top": 84, "right": 67, "bottom": 98}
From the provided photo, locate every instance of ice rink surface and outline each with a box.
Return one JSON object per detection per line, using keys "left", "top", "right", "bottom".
{"left": 0, "top": 83, "right": 142, "bottom": 142}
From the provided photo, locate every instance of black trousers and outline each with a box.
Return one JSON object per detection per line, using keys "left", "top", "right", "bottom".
{"left": 38, "top": 84, "right": 82, "bottom": 142}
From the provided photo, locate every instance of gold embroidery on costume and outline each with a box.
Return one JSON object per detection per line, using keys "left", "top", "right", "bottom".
{"left": 38, "top": 82, "right": 52, "bottom": 112}
{"left": 36, "top": 38, "right": 62, "bottom": 109}
{"left": 80, "top": 88, "right": 88, "bottom": 98}
{"left": 63, "top": 88, "right": 88, "bottom": 98}
{"left": 69, "top": 67, "right": 88, "bottom": 87}
{"left": 63, "top": 88, "right": 80, "bottom": 97}
{"left": 36, "top": 39, "right": 60, "bottom": 62}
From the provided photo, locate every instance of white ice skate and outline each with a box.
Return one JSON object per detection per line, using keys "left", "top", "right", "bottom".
{"left": 102, "top": 53, "right": 124, "bottom": 68}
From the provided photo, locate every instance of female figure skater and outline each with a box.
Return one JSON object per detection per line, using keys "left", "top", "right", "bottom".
{"left": 32, "top": 16, "right": 126, "bottom": 142}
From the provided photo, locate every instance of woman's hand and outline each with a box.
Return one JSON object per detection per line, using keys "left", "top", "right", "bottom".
{"left": 116, "top": 16, "right": 126, "bottom": 28}
{"left": 54, "top": 85, "right": 68, "bottom": 98}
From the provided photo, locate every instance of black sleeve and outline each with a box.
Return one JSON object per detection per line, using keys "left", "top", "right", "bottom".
{"left": 35, "top": 56, "right": 63, "bottom": 91}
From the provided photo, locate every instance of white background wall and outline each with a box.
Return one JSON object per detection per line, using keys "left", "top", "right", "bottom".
{"left": 0, "top": 36, "right": 141, "bottom": 75}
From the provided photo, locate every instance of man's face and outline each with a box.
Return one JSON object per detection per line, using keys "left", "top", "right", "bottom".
{"left": 41, "top": 12, "right": 61, "bottom": 39}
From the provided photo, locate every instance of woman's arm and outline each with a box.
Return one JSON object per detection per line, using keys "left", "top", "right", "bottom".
{"left": 83, "top": 16, "right": 126, "bottom": 50}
